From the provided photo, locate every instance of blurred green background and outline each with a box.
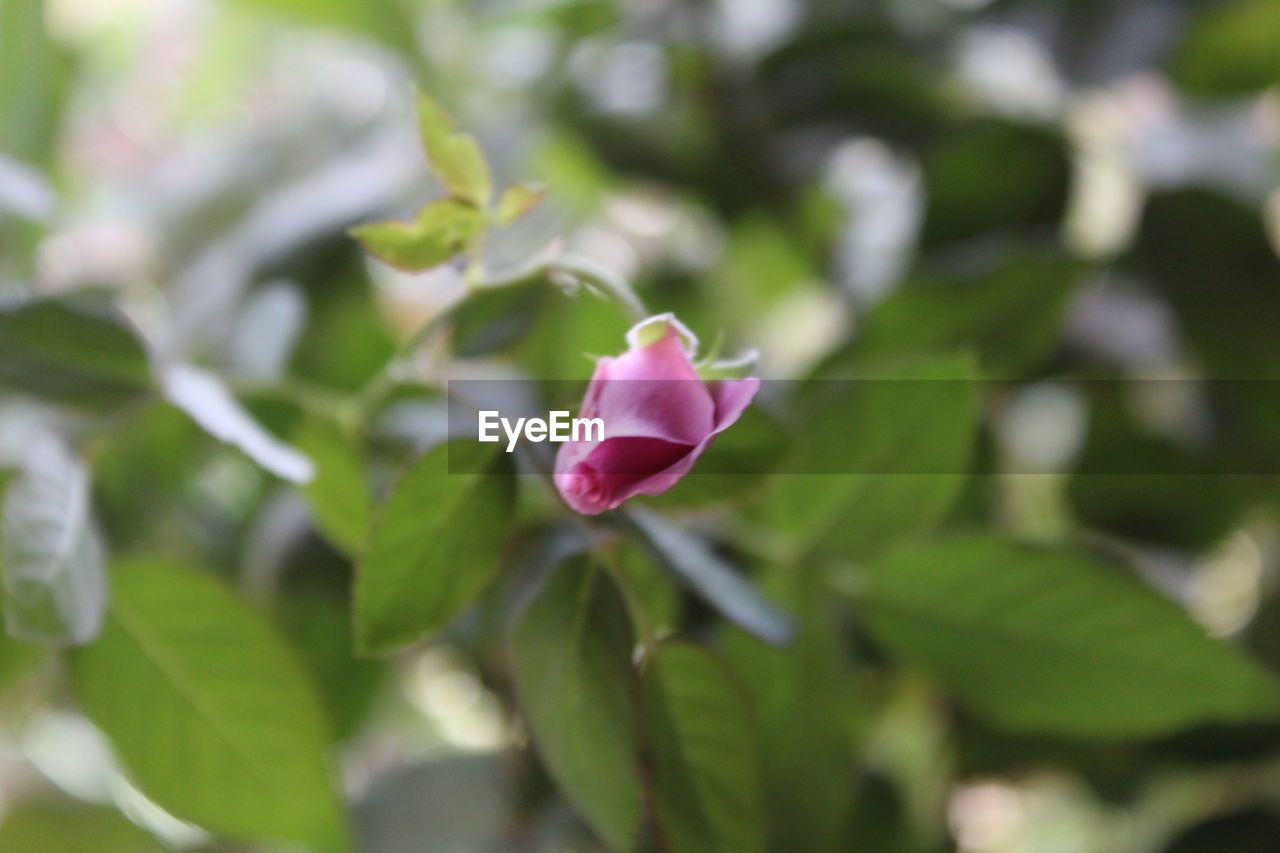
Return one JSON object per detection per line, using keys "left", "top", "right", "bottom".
{"left": 2, "top": 0, "right": 1280, "bottom": 851}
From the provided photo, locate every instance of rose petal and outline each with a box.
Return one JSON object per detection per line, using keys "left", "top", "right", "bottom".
{"left": 585, "top": 328, "right": 714, "bottom": 445}
{"left": 707, "top": 377, "right": 761, "bottom": 433}
{"left": 555, "top": 436, "right": 696, "bottom": 514}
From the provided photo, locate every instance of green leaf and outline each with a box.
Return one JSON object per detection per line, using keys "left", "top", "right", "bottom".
{"left": 814, "top": 253, "right": 1080, "bottom": 378}
{"left": 294, "top": 419, "right": 372, "bottom": 555}
{"left": 849, "top": 535, "right": 1280, "bottom": 737}
{"left": 765, "top": 353, "right": 980, "bottom": 560}
{"left": 0, "top": 800, "right": 166, "bottom": 853}
{"left": 640, "top": 642, "right": 766, "bottom": 853}
{"left": 1067, "top": 382, "right": 1249, "bottom": 551}
{"left": 354, "top": 441, "right": 514, "bottom": 655}
{"left": 1137, "top": 190, "right": 1280, "bottom": 472}
{"left": 622, "top": 506, "right": 793, "bottom": 647}
{"left": 0, "top": 0, "right": 69, "bottom": 166}
{"left": 722, "top": 568, "right": 856, "bottom": 852}
{"left": 350, "top": 198, "right": 485, "bottom": 272}
{"left": 920, "top": 120, "right": 1069, "bottom": 247}
{"left": 69, "top": 560, "right": 347, "bottom": 850}
{"left": 415, "top": 90, "right": 492, "bottom": 207}
{"left": 615, "top": 542, "right": 682, "bottom": 637}
{"left": 0, "top": 630, "right": 43, "bottom": 696}
{"left": 1, "top": 434, "right": 105, "bottom": 646}
{"left": 0, "top": 296, "right": 152, "bottom": 408}
{"left": 493, "top": 181, "right": 545, "bottom": 225}
{"left": 275, "top": 588, "right": 385, "bottom": 743}
{"left": 226, "top": 0, "right": 418, "bottom": 56}
{"left": 509, "top": 558, "right": 643, "bottom": 850}
{"left": 449, "top": 277, "right": 548, "bottom": 358}
{"left": 1170, "top": 0, "right": 1280, "bottom": 95}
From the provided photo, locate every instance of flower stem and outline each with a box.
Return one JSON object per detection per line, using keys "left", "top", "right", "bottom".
{"left": 551, "top": 254, "right": 648, "bottom": 324}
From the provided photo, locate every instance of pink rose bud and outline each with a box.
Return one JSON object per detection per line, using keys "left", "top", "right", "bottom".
{"left": 553, "top": 313, "right": 760, "bottom": 515}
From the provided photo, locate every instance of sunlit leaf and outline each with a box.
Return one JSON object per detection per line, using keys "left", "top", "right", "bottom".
{"left": 69, "top": 560, "right": 348, "bottom": 850}
{"left": 354, "top": 441, "right": 514, "bottom": 655}
{"left": 493, "top": 181, "right": 545, "bottom": 225}
{"left": 510, "top": 558, "right": 643, "bottom": 850}
{"left": 415, "top": 90, "right": 492, "bottom": 207}
{"left": 228, "top": 0, "right": 418, "bottom": 58}
{"left": 349, "top": 198, "right": 485, "bottom": 271}
{"left": 0, "top": 800, "right": 166, "bottom": 853}
{"left": 1, "top": 433, "right": 105, "bottom": 646}
{"left": 0, "top": 630, "right": 43, "bottom": 695}
{"left": 0, "top": 0, "right": 69, "bottom": 166}
{"left": 1171, "top": 0, "right": 1280, "bottom": 95}
{"left": 848, "top": 534, "right": 1280, "bottom": 736}
{"left": 641, "top": 642, "right": 766, "bottom": 853}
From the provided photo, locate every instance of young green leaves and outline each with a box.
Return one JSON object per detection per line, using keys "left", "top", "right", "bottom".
{"left": 349, "top": 199, "right": 485, "bottom": 272}
{"left": 350, "top": 89, "right": 543, "bottom": 272}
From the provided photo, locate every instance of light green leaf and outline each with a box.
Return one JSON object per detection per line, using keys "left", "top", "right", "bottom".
{"left": 354, "top": 441, "right": 514, "bottom": 655}
{"left": 226, "top": 0, "right": 418, "bottom": 57}
{"left": 510, "top": 558, "right": 643, "bottom": 850}
{"left": 0, "top": 800, "right": 166, "bottom": 853}
{"left": 0, "top": 0, "right": 69, "bottom": 166}
{"left": 0, "top": 296, "right": 152, "bottom": 408}
{"left": 1171, "top": 0, "right": 1280, "bottom": 95}
{"left": 294, "top": 419, "right": 371, "bottom": 555}
{"left": 641, "top": 642, "right": 765, "bottom": 853}
{"left": 1, "top": 433, "right": 105, "bottom": 646}
{"left": 764, "top": 352, "right": 979, "bottom": 560}
{"left": 0, "top": 630, "right": 43, "bottom": 696}
{"left": 493, "top": 181, "right": 545, "bottom": 225}
{"left": 350, "top": 198, "right": 485, "bottom": 272}
{"left": 69, "top": 560, "right": 348, "bottom": 850}
{"left": 415, "top": 90, "right": 492, "bottom": 207}
{"left": 849, "top": 535, "right": 1280, "bottom": 737}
